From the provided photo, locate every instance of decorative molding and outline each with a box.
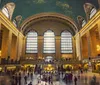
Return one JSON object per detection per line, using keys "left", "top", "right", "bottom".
{"left": 20, "top": 13, "right": 78, "bottom": 35}
{"left": 23, "top": 19, "right": 74, "bottom": 36}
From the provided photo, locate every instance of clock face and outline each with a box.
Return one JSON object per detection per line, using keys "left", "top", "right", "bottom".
{"left": 45, "top": 56, "right": 53, "bottom": 62}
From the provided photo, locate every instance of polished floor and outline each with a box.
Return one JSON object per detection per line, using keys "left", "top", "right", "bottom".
{"left": 0, "top": 72, "right": 100, "bottom": 85}
{"left": 21, "top": 72, "right": 100, "bottom": 85}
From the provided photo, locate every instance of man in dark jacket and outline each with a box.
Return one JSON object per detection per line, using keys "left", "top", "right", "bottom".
{"left": 74, "top": 76, "right": 77, "bottom": 85}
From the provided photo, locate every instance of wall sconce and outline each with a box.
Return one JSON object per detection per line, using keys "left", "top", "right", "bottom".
{"left": 96, "top": 45, "right": 100, "bottom": 51}
{"left": 0, "top": 51, "right": 1, "bottom": 56}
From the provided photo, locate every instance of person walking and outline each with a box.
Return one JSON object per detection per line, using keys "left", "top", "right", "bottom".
{"left": 18, "top": 73, "right": 21, "bottom": 85}
{"left": 84, "top": 76, "right": 87, "bottom": 84}
{"left": 74, "top": 76, "right": 77, "bottom": 85}
{"left": 93, "top": 75, "right": 96, "bottom": 83}
{"left": 30, "top": 72, "right": 33, "bottom": 80}
{"left": 24, "top": 75, "right": 27, "bottom": 84}
{"left": 15, "top": 74, "right": 18, "bottom": 85}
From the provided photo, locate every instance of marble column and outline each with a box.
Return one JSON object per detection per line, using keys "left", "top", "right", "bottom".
{"left": 72, "top": 37, "right": 76, "bottom": 59}
{"left": 86, "top": 31, "right": 91, "bottom": 59}
{"left": 55, "top": 36, "right": 61, "bottom": 59}
{"left": 17, "top": 34, "right": 23, "bottom": 61}
{"left": 0, "top": 23, "right": 1, "bottom": 63}
{"left": 80, "top": 37, "right": 83, "bottom": 59}
{"left": 38, "top": 36, "right": 43, "bottom": 59}
{"left": 76, "top": 33, "right": 82, "bottom": 60}
{"left": 1, "top": 29, "right": 12, "bottom": 59}
{"left": 10, "top": 35, "right": 17, "bottom": 61}
{"left": 22, "top": 37, "right": 26, "bottom": 58}
{"left": 98, "top": 0, "right": 100, "bottom": 8}
{"left": 97, "top": 22, "right": 100, "bottom": 39}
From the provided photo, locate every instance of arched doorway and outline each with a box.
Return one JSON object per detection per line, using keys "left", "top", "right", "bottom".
{"left": 45, "top": 56, "right": 53, "bottom": 62}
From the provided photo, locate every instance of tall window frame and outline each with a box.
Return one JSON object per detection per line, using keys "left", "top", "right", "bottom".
{"left": 26, "top": 31, "right": 38, "bottom": 53}
{"left": 43, "top": 30, "right": 55, "bottom": 53}
{"left": 61, "top": 31, "right": 72, "bottom": 53}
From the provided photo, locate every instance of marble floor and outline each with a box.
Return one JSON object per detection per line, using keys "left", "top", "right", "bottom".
{"left": 0, "top": 72, "right": 100, "bottom": 85}
{"left": 20, "top": 72, "right": 100, "bottom": 85}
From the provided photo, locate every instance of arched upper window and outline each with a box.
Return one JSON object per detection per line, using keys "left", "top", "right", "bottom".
{"left": 82, "top": 19, "right": 86, "bottom": 27}
{"left": 13, "top": 20, "right": 17, "bottom": 27}
{"left": 44, "top": 30, "right": 55, "bottom": 53}
{"left": 61, "top": 31, "right": 72, "bottom": 53}
{"left": 90, "top": 7, "right": 97, "bottom": 19}
{"left": 26, "top": 31, "right": 38, "bottom": 53}
{"left": 2, "top": 7, "right": 9, "bottom": 18}
{"left": 45, "top": 56, "right": 53, "bottom": 62}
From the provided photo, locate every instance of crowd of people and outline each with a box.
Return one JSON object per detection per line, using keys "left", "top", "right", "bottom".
{"left": 0, "top": 65, "right": 99, "bottom": 85}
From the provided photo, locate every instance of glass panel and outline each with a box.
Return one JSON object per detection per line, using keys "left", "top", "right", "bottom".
{"left": 44, "top": 30, "right": 55, "bottom": 53}
{"left": 26, "top": 31, "right": 38, "bottom": 53}
{"left": 13, "top": 20, "right": 17, "bottom": 27}
{"left": 90, "top": 8, "right": 97, "bottom": 18}
{"left": 2, "top": 7, "right": 9, "bottom": 18}
{"left": 82, "top": 19, "right": 86, "bottom": 27}
{"left": 61, "top": 31, "right": 72, "bottom": 53}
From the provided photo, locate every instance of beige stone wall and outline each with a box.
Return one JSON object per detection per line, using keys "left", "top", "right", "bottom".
{"left": 81, "top": 35, "right": 88, "bottom": 59}
{"left": 75, "top": 33, "right": 81, "bottom": 60}
{"left": 17, "top": 33, "right": 24, "bottom": 60}
{"left": 0, "top": 11, "right": 24, "bottom": 61}
{"left": 61, "top": 54, "right": 72, "bottom": 58}
{"left": 24, "top": 20, "right": 73, "bottom": 36}
{"left": 74, "top": 10, "right": 100, "bottom": 60}
{"left": 0, "top": 11, "right": 75, "bottom": 60}
{"left": 10, "top": 34, "right": 17, "bottom": 60}
{"left": 23, "top": 20, "right": 73, "bottom": 59}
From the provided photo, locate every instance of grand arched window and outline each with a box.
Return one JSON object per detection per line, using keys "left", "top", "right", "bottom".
{"left": 90, "top": 7, "right": 97, "bottom": 19}
{"left": 44, "top": 30, "right": 55, "bottom": 53}
{"left": 26, "top": 31, "right": 38, "bottom": 53}
{"left": 61, "top": 31, "right": 72, "bottom": 53}
{"left": 2, "top": 7, "right": 9, "bottom": 18}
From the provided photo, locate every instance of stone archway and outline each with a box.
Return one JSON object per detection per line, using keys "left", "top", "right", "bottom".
{"left": 20, "top": 12, "right": 78, "bottom": 35}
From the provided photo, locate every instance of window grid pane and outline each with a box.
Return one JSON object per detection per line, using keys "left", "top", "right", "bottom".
{"left": 44, "top": 30, "right": 55, "bottom": 53}
{"left": 90, "top": 8, "right": 97, "bottom": 18}
{"left": 82, "top": 20, "right": 86, "bottom": 27}
{"left": 2, "top": 7, "right": 9, "bottom": 18}
{"left": 26, "top": 31, "right": 38, "bottom": 53}
{"left": 61, "top": 31, "right": 72, "bottom": 53}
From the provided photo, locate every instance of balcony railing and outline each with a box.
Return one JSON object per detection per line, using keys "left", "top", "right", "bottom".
{"left": 20, "top": 57, "right": 82, "bottom": 64}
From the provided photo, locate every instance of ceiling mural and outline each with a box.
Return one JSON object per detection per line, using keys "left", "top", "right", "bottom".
{"left": 0, "top": 0, "right": 99, "bottom": 23}
{"left": 56, "top": 1, "right": 73, "bottom": 17}
{"left": 32, "top": 0, "right": 46, "bottom": 4}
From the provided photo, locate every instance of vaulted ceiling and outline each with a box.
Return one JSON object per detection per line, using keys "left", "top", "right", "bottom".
{"left": 0, "top": 0, "right": 99, "bottom": 23}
